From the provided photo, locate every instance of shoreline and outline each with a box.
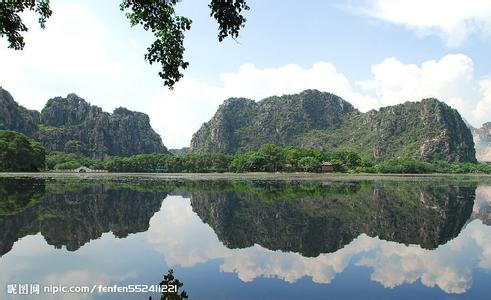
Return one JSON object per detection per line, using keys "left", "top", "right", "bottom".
{"left": 1, "top": 172, "right": 491, "bottom": 182}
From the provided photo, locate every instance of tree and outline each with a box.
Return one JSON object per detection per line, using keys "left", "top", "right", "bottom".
{"left": 328, "top": 150, "right": 362, "bottom": 167}
{"left": 258, "top": 144, "right": 284, "bottom": 172}
{"left": 159, "top": 269, "right": 188, "bottom": 300}
{"left": 298, "top": 156, "right": 320, "bottom": 172}
{"left": 306, "top": 148, "right": 328, "bottom": 162}
{"left": 246, "top": 152, "right": 267, "bottom": 172}
{"left": 0, "top": 130, "right": 46, "bottom": 172}
{"left": 0, "top": 0, "right": 52, "bottom": 50}
{"left": 229, "top": 153, "right": 250, "bottom": 172}
{"left": 0, "top": 0, "right": 249, "bottom": 89}
{"left": 283, "top": 146, "right": 304, "bottom": 170}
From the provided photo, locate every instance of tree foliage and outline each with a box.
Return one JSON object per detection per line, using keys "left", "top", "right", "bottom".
{"left": 0, "top": 0, "right": 249, "bottom": 88}
{"left": 120, "top": 0, "right": 192, "bottom": 88}
{"left": 159, "top": 269, "right": 188, "bottom": 300}
{"left": 104, "top": 152, "right": 233, "bottom": 173}
{"left": 0, "top": 130, "right": 46, "bottom": 172}
{"left": 0, "top": 0, "right": 52, "bottom": 50}
{"left": 46, "top": 151, "right": 104, "bottom": 170}
{"left": 298, "top": 156, "right": 320, "bottom": 172}
{"left": 209, "top": 0, "right": 249, "bottom": 42}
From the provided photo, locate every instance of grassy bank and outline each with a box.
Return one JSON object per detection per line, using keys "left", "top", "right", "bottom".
{"left": 2, "top": 172, "right": 491, "bottom": 183}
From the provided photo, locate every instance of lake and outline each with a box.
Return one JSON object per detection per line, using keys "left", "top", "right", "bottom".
{"left": 1, "top": 175, "right": 490, "bottom": 299}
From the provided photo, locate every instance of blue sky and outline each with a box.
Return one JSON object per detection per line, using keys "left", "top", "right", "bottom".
{"left": 179, "top": 0, "right": 491, "bottom": 80}
{"left": 1, "top": 0, "right": 491, "bottom": 147}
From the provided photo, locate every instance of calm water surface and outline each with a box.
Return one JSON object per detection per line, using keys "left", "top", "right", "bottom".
{"left": 0, "top": 177, "right": 490, "bottom": 299}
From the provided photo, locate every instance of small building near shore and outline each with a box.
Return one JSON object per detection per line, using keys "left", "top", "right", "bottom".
{"left": 319, "top": 162, "right": 336, "bottom": 172}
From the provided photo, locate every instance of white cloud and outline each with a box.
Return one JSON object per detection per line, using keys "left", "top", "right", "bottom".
{"left": 147, "top": 196, "right": 228, "bottom": 267}
{"left": 355, "top": 0, "right": 491, "bottom": 46}
{"left": 218, "top": 236, "right": 377, "bottom": 284}
{"left": 357, "top": 239, "right": 474, "bottom": 294}
{"left": 473, "top": 79, "right": 491, "bottom": 123}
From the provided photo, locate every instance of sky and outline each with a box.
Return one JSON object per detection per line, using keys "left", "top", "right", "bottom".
{"left": 1, "top": 0, "right": 491, "bottom": 148}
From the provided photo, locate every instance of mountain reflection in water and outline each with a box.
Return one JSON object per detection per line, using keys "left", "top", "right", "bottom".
{"left": 1, "top": 177, "right": 490, "bottom": 298}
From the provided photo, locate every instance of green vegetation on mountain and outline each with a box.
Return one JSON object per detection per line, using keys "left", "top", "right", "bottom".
{"left": 191, "top": 90, "right": 476, "bottom": 163}
{"left": 0, "top": 130, "right": 45, "bottom": 172}
{"left": 192, "top": 91, "right": 356, "bottom": 153}
{"left": 0, "top": 87, "right": 168, "bottom": 159}
{"left": 0, "top": 88, "right": 40, "bottom": 136}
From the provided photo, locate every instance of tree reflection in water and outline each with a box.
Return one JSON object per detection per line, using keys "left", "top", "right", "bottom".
{"left": 149, "top": 269, "right": 188, "bottom": 300}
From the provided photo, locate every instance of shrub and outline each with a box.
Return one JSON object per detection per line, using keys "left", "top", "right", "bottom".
{"left": 0, "top": 130, "right": 46, "bottom": 172}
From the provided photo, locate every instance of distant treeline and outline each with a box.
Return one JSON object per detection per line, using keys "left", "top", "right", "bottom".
{"left": 84, "top": 144, "right": 491, "bottom": 174}
{"left": 104, "top": 144, "right": 367, "bottom": 173}
{"left": 2, "top": 129, "right": 490, "bottom": 174}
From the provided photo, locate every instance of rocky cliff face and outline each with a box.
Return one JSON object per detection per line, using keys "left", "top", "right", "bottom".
{"left": 37, "top": 94, "right": 168, "bottom": 158}
{"left": 0, "top": 88, "right": 167, "bottom": 159}
{"left": 361, "top": 99, "right": 475, "bottom": 162}
{"left": 191, "top": 90, "right": 476, "bottom": 162}
{"left": 191, "top": 90, "right": 357, "bottom": 153}
{"left": 469, "top": 122, "right": 491, "bottom": 162}
{"left": 0, "top": 88, "right": 40, "bottom": 136}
